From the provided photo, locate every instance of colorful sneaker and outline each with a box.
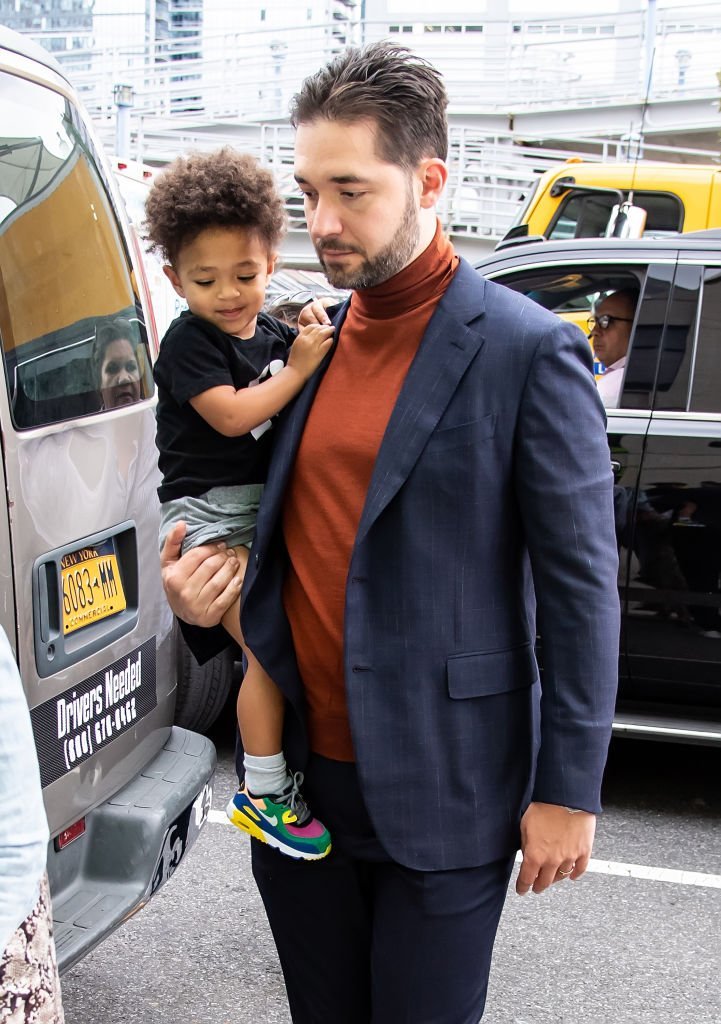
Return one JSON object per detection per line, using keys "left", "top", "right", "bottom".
{"left": 226, "top": 771, "right": 331, "bottom": 861}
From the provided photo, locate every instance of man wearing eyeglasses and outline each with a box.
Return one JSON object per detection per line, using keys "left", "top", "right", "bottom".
{"left": 588, "top": 289, "right": 638, "bottom": 408}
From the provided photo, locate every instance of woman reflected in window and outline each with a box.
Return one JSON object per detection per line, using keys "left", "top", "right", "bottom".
{"left": 93, "top": 319, "right": 143, "bottom": 409}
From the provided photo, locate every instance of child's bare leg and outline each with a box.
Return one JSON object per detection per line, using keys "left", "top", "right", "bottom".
{"left": 238, "top": 651, "right": 289, "bottom": 797}
{"left": 237, "top": 652, "right": 285, "bottom": 756}
{"left": 219, "top": 545, "right": 248, "bottom": 650}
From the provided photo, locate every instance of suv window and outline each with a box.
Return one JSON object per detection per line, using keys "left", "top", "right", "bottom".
{"left": 689, "top": 268, "right": 721, "bottom": 414}
{"left": 0, "top": 72, "right": 154, "bottom": 429}
{"left": 547, "top": 191, "right": 684, "bottom": 241}
{"left": 650, "top": 263, "right": 702, "bottom": 412}
{"left": 488, "top": 262, "right": 660, "bottom": 406}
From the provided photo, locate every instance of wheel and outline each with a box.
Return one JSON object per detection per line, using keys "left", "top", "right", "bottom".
{"left": 174, "top": 633, "right": 236, "bottom": 734}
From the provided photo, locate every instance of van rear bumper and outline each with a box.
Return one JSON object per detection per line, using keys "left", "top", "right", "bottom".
{"left": 49, "top": 726, "right": 216, "bottom": 974}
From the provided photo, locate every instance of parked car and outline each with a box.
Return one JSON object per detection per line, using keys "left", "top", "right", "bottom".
{"left": 0, "top": 26, "right": 217, "bottom": 971}
{"left": 475, "top": 230, "right": 721, "bottom": 745}
{"left": 501, "top": 159, "right": 721, "bottom": 246}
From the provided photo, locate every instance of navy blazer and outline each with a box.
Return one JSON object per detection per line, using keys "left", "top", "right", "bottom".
{"left": 240, "top": 258, "right": 620, "bottom": 872}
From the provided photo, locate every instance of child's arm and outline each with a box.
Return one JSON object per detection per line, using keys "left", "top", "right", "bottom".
{"left": 189, "top": 322, "right": 334, "bottom": 437}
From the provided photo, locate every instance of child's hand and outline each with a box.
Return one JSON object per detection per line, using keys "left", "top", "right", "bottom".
{"left": 287, "top": 323, "right": 335, "bottom": 380}
{"left": 297, "top": 298, "right": 335, "bottom": 327}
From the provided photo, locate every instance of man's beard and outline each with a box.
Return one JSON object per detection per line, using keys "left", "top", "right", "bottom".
{"left": 315, "top": 186, "right": 420, "bottom": 290}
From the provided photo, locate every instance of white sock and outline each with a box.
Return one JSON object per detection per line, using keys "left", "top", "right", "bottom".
{"left": 243, "top": 752, "right": 289, "bottom": 797}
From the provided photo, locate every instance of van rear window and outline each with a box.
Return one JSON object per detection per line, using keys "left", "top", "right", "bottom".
{"left": 547, "top": 190, "right": 684, "bottom": 241}
{"left": 0, "top": 72, "right": 154, "bottom": 429}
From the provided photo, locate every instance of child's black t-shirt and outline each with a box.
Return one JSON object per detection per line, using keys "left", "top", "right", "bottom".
{"left": 153, "top": 310, "right": 296, "bottom": 502}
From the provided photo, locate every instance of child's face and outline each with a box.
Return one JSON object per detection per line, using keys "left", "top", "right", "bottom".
{"left": 164, "top": 226, "right": 276, "bottom": 339}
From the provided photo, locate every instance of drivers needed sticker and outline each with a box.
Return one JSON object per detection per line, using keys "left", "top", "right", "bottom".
{"left": 31, "top": 639, "right": 157, "bottom": 788}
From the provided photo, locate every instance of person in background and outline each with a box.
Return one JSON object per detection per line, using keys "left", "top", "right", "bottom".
{"left": 160, "top": 43, "right": 619, "bottom": 1024}
{"left": 265, "top": 292, "right": 315, "bottom": 328}
{"left": 588, "top": 288, "right": 638, "bottom": 408}
{"left": 0, "top": 627, "right": 65, "bottom": 1023}
{"left": 266, "top": 292, "right": 339, "bottom": 328}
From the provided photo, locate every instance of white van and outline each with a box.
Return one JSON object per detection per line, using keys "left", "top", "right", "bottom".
{"left": 0, "top": 27, "right": 216, "bottom": 971}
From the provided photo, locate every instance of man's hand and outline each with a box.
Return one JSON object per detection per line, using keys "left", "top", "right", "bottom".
{"left": 159, "top": 521, "right": 243, "bottom": 627}
{"left": 515, "top": 801, "right": 596, "bottom": 895}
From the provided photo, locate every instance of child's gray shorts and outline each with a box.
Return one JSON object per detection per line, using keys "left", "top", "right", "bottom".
{"left": 158, "top": 484, "right": 264, "bottom": 554}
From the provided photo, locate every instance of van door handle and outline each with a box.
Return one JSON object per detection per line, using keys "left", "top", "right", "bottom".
{"left": 610, "top": 460, "right": 622, "bottom": 474}
{"left": 36, "top": 560, "right": 60, "bottom": 644}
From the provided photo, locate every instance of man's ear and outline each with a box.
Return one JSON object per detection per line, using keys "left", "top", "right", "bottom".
{"left": 163, "top": 265, "right": 186, "bottom": 299}
{"left": 417, "top": 158, "right": 448, "bottom": 209}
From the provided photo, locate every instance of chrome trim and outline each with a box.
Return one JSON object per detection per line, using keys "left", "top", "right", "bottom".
{"left": 483, "top": 257, "right": 678, "bottom": 278}
{"left": 605, "top": 409, "right": 653, "bottom": 422}
{"left": 646, "top": 417, "right": 721, "bottom": 439}
{"left": 612, "top": 720, "right": 721, "bottom": 744}
{"left": 649, "top": 409, "right": 721, "bottom": 422}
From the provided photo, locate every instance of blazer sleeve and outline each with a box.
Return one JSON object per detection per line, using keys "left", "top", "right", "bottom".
{"left": 513, "top": 316, "right": 620, "bottom": 813}
{"left": 178, "top": 619, "right": 234, "bottom": 664}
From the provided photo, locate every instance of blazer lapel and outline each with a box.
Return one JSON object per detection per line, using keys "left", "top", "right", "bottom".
{"left": 356, "top": 260, "right": 488, "bottom": 545}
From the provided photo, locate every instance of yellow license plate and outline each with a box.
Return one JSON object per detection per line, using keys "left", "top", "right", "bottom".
{"left": 61, "top": 543, "right": 127, "bottom": 635}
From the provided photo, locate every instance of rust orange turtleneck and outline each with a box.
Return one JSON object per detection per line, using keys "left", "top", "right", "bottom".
{"left": 282, "top": 221, "right": 459, "bottom": 761}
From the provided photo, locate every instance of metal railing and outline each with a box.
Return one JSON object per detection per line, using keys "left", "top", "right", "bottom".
{"left": 121, "top": 121, "right": 718, "bottom": 244}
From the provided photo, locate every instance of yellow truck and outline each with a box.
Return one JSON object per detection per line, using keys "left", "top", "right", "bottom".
{"left": 501, "top": 160, "right": 721, "bottom": 246}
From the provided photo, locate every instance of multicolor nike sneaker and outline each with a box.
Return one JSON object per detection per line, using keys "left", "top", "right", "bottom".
{"left": 226, "top": 771, "right": 331, "bottom": 861}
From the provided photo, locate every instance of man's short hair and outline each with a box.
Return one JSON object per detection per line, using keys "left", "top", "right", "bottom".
{"left": 144, "top": 148, "right": 286, "bottom": 266}
{"left": 601, "top": 287, "right": 640, "bottom": 312}
{"left": 290, "top": 42, "right": 448, "bottom": 169}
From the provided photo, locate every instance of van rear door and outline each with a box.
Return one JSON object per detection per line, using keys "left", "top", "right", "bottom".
{"left": 0, "top": 63, "right": 175, "bottom": 837}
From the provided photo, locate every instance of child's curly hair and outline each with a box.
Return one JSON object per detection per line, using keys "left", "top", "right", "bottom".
{"left": 144, "top": 147, "right": 286, "bottom": 265}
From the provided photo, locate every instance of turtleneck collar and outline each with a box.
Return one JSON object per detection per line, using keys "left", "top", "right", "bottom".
{"left": 350, "top": 219, "right": 458, "bottom": 320}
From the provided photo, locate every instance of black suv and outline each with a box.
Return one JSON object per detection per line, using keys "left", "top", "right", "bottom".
{"left": 475, "top": 231, "right": 721, "bottom": 745}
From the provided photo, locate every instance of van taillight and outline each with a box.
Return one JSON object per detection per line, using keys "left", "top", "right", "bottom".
{"left": 55, "top": 818, "right": 86, "bottom": 850}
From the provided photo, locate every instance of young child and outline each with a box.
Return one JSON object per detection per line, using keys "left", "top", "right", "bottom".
{"left": 145, "top": 148, "right": 334, "bottom": 860}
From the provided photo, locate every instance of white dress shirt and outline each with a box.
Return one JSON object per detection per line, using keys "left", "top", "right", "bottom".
{"left": 596, "top": 356, "right": 626, "bottom": 408}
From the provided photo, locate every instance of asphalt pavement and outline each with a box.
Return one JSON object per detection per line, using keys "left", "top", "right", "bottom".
{"left": 60, "top": 719, "right": 721, "bottom": 1024}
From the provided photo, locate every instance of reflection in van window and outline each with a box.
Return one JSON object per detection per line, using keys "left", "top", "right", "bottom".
{"left": 0, "top": 72, "right": 154, "bottom": 429}
{"left": 93, "top": 319, "right": 146, "bottom": 410}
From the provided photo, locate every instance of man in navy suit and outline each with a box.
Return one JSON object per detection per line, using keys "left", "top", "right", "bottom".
{"left": 162, "top": 42, "right": 619, "bottom": 1024}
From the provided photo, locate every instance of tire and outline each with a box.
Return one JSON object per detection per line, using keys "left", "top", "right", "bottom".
{"left": 174, "top": 634, "right": 236, "bottom": 734}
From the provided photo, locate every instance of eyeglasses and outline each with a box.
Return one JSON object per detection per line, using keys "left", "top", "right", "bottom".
{"left": 587, "top": 314, "right": 634, "bottom": 331}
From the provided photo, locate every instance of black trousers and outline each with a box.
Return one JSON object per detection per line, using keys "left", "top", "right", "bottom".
{"left": 251, "top": 755, "right": 514, "bottom": 1024}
